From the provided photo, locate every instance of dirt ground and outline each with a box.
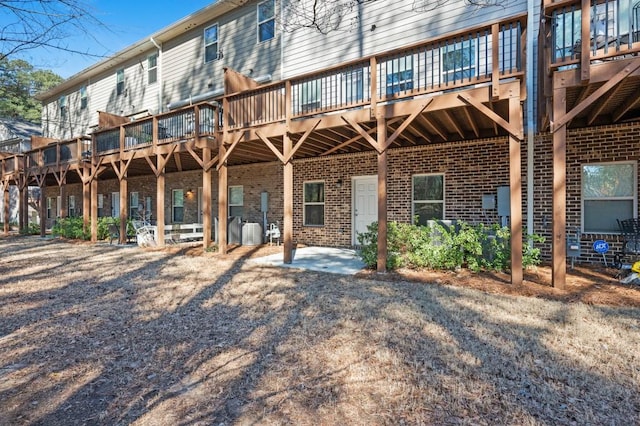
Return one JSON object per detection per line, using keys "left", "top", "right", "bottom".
{"left": 1, "top": 235, "right": 639, "bottom": 425}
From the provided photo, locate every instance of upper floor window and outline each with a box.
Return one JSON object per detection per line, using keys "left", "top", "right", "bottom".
{"left": 116, "top": 69, "right": 124, "bottom": 96}
{"left": 385, "top": 57, "right": 413, "bottom": 96}
{"left": 59, "top": 95, "right": 67, "bottom": 116}
{"left": 204, "top": 24, "right": 219, "bottom": 63}
{"left": 412, "top": 174, "right": 444, "bottom": 225}
{"left": 582, "top": 162, "right": 636, "bottom": 233}
{"left": 148, "top": 54, "right": 158, "bottom": 84}
{"left": 442, "top": 39, "right": 476, "bottom": 84}
{"left": 80, "top": 86, "right": 87, "bottom": 109}
{"left": 258, "top": 0, "right": 275, "bottom": 42}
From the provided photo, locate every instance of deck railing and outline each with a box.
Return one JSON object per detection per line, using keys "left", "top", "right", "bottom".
{"left": 548, "top": 0, "right": 640, "bottom": 69}
{"left": 93, "top": 102, "right": 217, "bottom": 156}
{"left": 225, "top": 15, "right": 525, "bottom": 130}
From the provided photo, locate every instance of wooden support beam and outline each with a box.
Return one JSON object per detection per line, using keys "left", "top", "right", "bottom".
{"left": 418, "top": 115, "right": 448, "bottom": 141}
{"left": 82, "top": 167, "right": 90, "bottom": 233}
{"left": 285, "top": 119, "right": 321, "bottom": 163}
{"left": 283, "top": 132, "right": 293, "bottom": 264}
{"left": 255, "top": 131, "right": 286, "bottom": 164}
{"left": 509, "top": 97, "right": 523, "bottom": 285}
{"left": 613, "top": 91, "right": 640, "bottom": 122}
{"left": 492, "top": 23, "right": 500, "bottom": 99}
{"left": 377, "top": 116, "right": 387, "bottom": 273}
{"left": 552, "top": 60, "right": 640, "bottom": 131}
{"left": 458, "top": 93, "right": 523, "bottom": 140}
{"left": 91, "top": 175, "right": 98, "bottom": 242}
{"left": 156, "top": 155, "right": 165, "bottom": 247}
{"left": 173, "top": 152, "right": 183, "bottom": 172}
{"left": 217, "top": 132, "right": 245, "bottom": 169}
{"left": 552, "top": 87, "right": 567, "bottom": 289}
{"left": 39, "top": 182, "right": 46, "bottom": 237}
{"left": 587, "top": 83, "right": 623, "bottom": 125}
{"left": 383, "top": 101, "right": 431, "bottom": 150}
{"left": 119, "top": 173, "right": 128, "bottom": 244}
{"left": 341, "top": 116, "right": 382, "bottom": 153}
{"left": 580, "top": 0, "right": 591, "bottom": 82}
{"left": 203, "top": 147, "right": 212, "bottom": 249}
{"left": 442, "top": 110, "right": 465, "bottom": 140}
{"left": 218, "top": 142, "right": 228, "bottom": 255}
{"left": 3, "top": 182, "right": 9, "bottom": 235}
{"left": 462, "top": 106, "right": 480, "bottom": 138}
{"left": 320, "top": 118, "right": 403, "bottom": 156}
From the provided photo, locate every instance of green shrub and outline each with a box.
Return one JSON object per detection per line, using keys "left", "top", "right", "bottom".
{"left": 358, "top": 220, "right": 544, "bottom": 272}
{"left": 52, "top": 217, "right": 89, "bottom": 240}
{"left": 19, "top": 222, "right": 41, "bottom": 235}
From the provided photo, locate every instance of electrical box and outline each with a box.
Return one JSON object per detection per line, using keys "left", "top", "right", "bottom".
{"left": 260, "top": 192, "right": 268, "bottom": 212}
{"left": 482, "top": 194, "right": 496, "bottom": 210}
{"left": 497, "top": 186, "right": 510, "bottom": 217}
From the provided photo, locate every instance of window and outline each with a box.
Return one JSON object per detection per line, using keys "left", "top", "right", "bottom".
{"left": 47, "top": 197, "right": 53, "bottom": 219}
{"left": 56, "top": 195, "right": 62, "bottom": 218}
{"left": 299, "top": 80, "right": 321, "bottom": 114}
{"left": 68, "top": 195, "right": 76, "bottom": 217}
{"left": 145, "top": 196, "right": 152, "bottom": 222}
{"left": 258, "top": 0, "right": 275, "bottom": 42}
{"left": 412, "top": 174, "right": 444, "bottom": 225}
{"left": 116, "top": 69, "right": 124, "bottom": 96}
{"left": 172, "top": 189, "right": 184, "bottom": 223}
{"left": 130, "top": 192, "right": 139, "bottom": 219}
{"left": 304, "top": 181, "right": 324, "bottom": 226}
{"left": 442, "top": 39, "right": 476, "bottom": 84}
{"left": 204, "top": 24, "right": 219, "bottom": 63}
{"left": 59, "top": 95, "right": 67, "bottom": 117}
{"left": 98, "top": 194, "right": 104, "bottom": 217}
{"left": 228, "top": 186, "right": 244, "bottom": 218}
{"left": 582, "top": 162, "right": 636, "bottom": 233}
{"left": 148, "top": 54, "right": 158, "bottom": 84}
{"left": 80, "top": 86, "right": 87, "bottom": 109}
{"left": 343, "top": 68, "right": 364, "bottom": 104}
{"left": 385, "top": 57, "right": 413, "bottom": 96}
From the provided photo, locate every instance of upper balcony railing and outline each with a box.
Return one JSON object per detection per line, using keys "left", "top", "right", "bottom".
{"left": 547, "top": 0, "right": 640, "bottom": 69}
{"left": 225, "top": 14, "right": 525, "bottom": 130}
{"left": 94, "top": 103, "right": 217, "bottom": 156}
{"left": 24, "top": 137, "right": 89, "bottom": 170}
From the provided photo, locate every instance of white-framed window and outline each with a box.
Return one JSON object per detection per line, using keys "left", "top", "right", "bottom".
{"left": 130, "top": 192, "right": 139, "bottom": 219}
{"left": 148, "top": 53, "right": 158, "bottom": 84}
{"left": 228, "top": 185, "right": 244, "bottom": 218}
{"left": 47, "top": 197, "right": 53, "bottom": 219}
{"left": 412, "top": 174, "right": 444, "bottom": 225}
{"left": 299, "top": 80, "right": 321, "bottom": 114}
{"left": 204, "top": 24, "right": 219, "bottom": 63}
{"left": 304, "top": 181, "right": 325, "bottom": 226}
{"left": 343, "top": 68, "right": 364, "bottom": 104}
{"left": 172, "top": 189, "right": 184, "bottom": 223}
{"left": 257, "top": 0, "right": 275, "bottom": 42}
{"left": 98, "top": 193, "right": 104, "bottom": 217}
{"left": 385, "top": 56, "right": 413, "bottom": 96}
{"left": 145, "top": 196, "right": 152, "bottom": 222}
{"left": 80, "top": 86, "right": 87, "bottom": 109}
{"left": 442, "top": 39, "right": 476, "bottom": 84}
{"left": 116, "top": 69, "right": 124, "bottom": 96}
{"left": 56, "top": 195, "right": 62, "bottom": 218}
{"left": 68, "top": 195, "right": 76, "bottom": 217}
{"left": 59, "top": 95, "right": 67, "bottom": 117}
{"left": 582, "top": 161, "right": 637, "bottom": 233}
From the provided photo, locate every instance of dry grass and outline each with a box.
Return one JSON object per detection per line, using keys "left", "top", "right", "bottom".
{"left": 0, "top": 235, "right": 638, "bottom": 425}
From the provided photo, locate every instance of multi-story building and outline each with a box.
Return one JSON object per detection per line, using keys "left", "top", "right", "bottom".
{"left": 2, "top": 0, "right": 640, "bottom": 289}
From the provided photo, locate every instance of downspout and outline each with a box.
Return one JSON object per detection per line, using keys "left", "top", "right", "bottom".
{"left": 150, "top": 37, "right": 163, "bottom": 113}
{"left": 526, "top": 0, "right": 535, "bottom": 242}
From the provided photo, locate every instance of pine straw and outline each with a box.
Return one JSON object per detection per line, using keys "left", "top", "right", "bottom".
{"left": 0, "top": 236, "right": 638, "bottom": 425}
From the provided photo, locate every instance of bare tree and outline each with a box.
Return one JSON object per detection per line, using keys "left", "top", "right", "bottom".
{"left": 0, "top": 0, "right": 109, "bottom": 62}
{"left": 280, "top": 0, "right": 506, "bottom": 34}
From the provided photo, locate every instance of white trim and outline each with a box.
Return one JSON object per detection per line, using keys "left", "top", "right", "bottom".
{"left": 303, "top": 180, "right": 325, "bottom": 226}
{"left": 257, "top": 0, "right": 276, "bottom": 44}
{"left": 204, "top": 23, "right": 219, "bottom": 64}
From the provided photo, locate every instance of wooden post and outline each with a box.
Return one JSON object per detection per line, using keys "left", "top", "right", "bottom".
{"left": 203, "top": 147, "right": 212, "bottom": 249}
{"left": 82, "top": 167, "right": 90, "bottom": 233}
{"left": 509, "top": 97, "right": 523, "bottom": 285}
{"left": 40, "top": 184, "right": 46, "bottom": 237}
{"left": 581, "top": 0, "right": 591, "bottom": 82}
{"left": 156, "top": 156, "right": 165, "bottom": 247}
{"left": 552, "top": 87, "right": 567, "bottom": 289}
{"left": 18, "top": 184, "right": 25, "bottom": 232}
{"left": 283, "top": 80, "right": 294, "bottom": 264}
{"left": 283, "top": 133, "right": 293, "bottom": 264}
{"left": 90, "top": 176, "right": 98, "bottom": 242}
{"left": 3, "top": 183, "right": 9, "bottom": 235}
{"left": 59, "top": 185, "right": 67, "bottom": 218}
{"left": 218, "top": 143, "right": 228, "bottom": 254}
{"left": 119, "top": 171, "right": 128, "bottom": 244}
{"left": 377, "top": 116, "right": 387, "bottom": 273}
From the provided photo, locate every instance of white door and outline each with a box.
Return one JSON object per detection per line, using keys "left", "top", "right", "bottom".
{"left": 353, "top": 175, "right": 378, "bottom": 245}
{"left": 111, "top": 192, "right": 119, "bottom": 217}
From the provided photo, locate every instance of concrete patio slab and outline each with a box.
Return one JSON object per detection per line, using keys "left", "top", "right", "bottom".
{"left": 250, "top": 246, "right": 366, "bottom": 275}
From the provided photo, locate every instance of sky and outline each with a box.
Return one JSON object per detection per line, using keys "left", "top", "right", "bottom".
{"left": 8, "top": 1, "right": 216, "bottom": 79}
